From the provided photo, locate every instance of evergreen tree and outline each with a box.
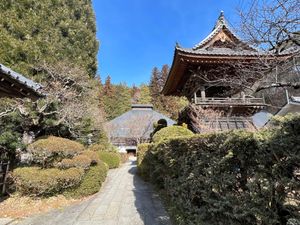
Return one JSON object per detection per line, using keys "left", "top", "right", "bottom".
{"left": 138, "top": 84, "right": 152, "bottom": 104}
{"left": 150, "top": 67, "right": 161, "bottom": 100}
{"left": 0, "top": 0, "right": 98, "bottom": 78}
{"left": 103, "top": 75, "right": 113, "bottom": 96}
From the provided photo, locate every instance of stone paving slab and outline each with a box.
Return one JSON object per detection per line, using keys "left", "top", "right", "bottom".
{"left": 13, "top": 160, "right": 172, "bottom": 225}
{"left": 0, "top": 218, "right": 14, "bottom": 225}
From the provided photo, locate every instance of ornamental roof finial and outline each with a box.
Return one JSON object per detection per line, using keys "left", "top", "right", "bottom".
{"left": 214, "top": 10, "right": 226, "bottom": 29}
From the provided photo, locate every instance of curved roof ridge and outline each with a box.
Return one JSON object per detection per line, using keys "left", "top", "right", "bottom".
{"left": 192, "top": 11, "right": 255, "bottom": 51}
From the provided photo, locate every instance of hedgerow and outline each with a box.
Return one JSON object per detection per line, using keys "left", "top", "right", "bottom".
{"left": 139, "top": 115, "right": 300, "bottom": 225}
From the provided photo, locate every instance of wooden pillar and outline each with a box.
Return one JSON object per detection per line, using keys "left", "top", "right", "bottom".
{"left": 200, "top": 86, "right": 206, "bottom": 101}
{"left": 241, "top": 91, "right": 245, "bottom": 102}
{"left": 194, "top": 92, "right": 197, "bottom": 104}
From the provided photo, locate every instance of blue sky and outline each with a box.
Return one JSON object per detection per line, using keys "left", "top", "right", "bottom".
{"left": 92, "top": 0, "right": 244, "bottom": 86}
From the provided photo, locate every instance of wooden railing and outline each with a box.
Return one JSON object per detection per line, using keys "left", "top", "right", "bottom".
{"left": 0, "top": 161, "right": 10, "bottom": 195}
{"left": 195, "top": 97, "right": 265, "bottom": 106}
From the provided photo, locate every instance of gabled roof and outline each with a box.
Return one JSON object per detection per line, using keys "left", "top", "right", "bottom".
{"left": 0, "top": 64, "right": 43, "bottom": 99}
{"left": 192, "top": 11, "right": 255, "bottom": 51}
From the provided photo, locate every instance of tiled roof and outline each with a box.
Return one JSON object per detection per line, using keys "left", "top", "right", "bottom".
{"left": 106, "top": 106, "right": 176, "bottom": 140}
{"left": 0, "top": 64, "right": 43, "bottom": 93}
{"left": 177, "top": 47, "right": 262, "bottom": 56}
{"left": 192, "top": 11, "right": 254, "bottom": 51}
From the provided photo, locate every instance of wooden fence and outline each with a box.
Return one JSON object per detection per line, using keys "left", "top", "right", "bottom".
{"left": 0, "top": 161, "right": 10, "bottom": 195}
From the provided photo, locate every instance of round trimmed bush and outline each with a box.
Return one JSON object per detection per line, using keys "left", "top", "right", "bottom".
{"left": 152, "top": 125, "right": 194, "bottom": 143}
{"left": 64, "top": 161, "right": 109, "bottom": 198}
{"left": 97, "top": 152, "right": 120, "bottom": 169}
{"left": 13, "top": 167, "right": 84, "bottom": 197}
{"left": 27, "top": 136, "right": 85, "bottom": 167}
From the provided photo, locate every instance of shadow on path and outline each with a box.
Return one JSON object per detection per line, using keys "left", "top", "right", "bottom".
{"left": 128, "top": 160, "right": 172, "bottom": 225}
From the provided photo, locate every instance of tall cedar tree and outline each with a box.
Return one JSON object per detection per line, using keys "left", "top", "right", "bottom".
{"left": 0, "top": 0, "right": 98, "bottom": 78}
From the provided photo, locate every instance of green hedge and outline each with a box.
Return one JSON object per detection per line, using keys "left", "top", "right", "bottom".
{"left": 27, "top": 136, "right": 85, "bottom": 167}
{"left": 13, "top": 167, "right": 84, "bottom": 197}
{"left": 152, "top": 125, "right": 194, "bottom": 143}
{"left": 140, "top": 115, "right": 300, "bottom": 225}
{"left": 97, "top": 152, "right": 120, "bottom": 169}
{"left": 137, "top": 143, "right": 151, "bottom": 178}
{"left": 64, "top": 161, "right": 109, "bottom": 198}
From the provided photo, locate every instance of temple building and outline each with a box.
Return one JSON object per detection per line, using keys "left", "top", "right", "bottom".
{"left": 105, "top": 104, "right": 175, "bottom": 155}
{"left": 0, "top": 64, "right": 43, "bottom": 100}
{"left": 162, "top": 12, "right": 287, "bottom": 132}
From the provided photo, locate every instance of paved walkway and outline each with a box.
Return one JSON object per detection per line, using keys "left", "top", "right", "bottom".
{"left": 13, "top": 160, "right": 172, "bottom": 225}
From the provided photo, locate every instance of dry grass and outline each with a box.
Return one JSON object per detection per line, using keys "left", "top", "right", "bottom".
{"left": 0, "top": 194, "right": 89, "bottom": 219}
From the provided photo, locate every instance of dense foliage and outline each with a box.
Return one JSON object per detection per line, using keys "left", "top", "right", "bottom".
{"left": 0, "top": 0, "right": 98, "bottom": 78}
{"left": 138, "top": 115, "right": 300, "bottom": 225}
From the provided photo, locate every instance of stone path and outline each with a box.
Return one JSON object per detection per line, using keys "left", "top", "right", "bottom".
{"left": 12, "top": 159, "right": 172, "bottom": 225}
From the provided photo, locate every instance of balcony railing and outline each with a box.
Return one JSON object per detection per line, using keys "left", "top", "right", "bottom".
{"left": 195, "top": 97, "right": 265, "bottom": 106}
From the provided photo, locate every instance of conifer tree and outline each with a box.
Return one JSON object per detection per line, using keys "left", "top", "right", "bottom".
{"left": 150, "top": 67, "right": 161, "bottom": 100}
{"left": 103, "top": 75, "right": 113, "bottom": 96}
{"left": 0, "top": 0, "right": 98, "bottom": 78}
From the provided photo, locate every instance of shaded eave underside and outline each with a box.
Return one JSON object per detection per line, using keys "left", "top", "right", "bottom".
{"left": 0, "top": 64, "right": 43, "bottom": 99}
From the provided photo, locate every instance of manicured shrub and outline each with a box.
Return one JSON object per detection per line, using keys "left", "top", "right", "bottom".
{"left": 137, "top": 143, "right": 151, "bottom": 178}
{"left": 64, "top": 161, "right": 109, "bottom": 198}
{"left": 13, "top": 167, "right": 84, "bottom": 197}
{"left": 59, "top": 155, "right": 92, "bottom": 170}
{"left": 27, "top": 136, "right": 84, "bottom": 167}
{"left": 140, "top": 115, "right": 300, "bottom": 225}
{"left": 152, "top": 125, "right": 194, "bottom": 143}
{"left": 97, "top": 152, "right": 120, "bottom": 169}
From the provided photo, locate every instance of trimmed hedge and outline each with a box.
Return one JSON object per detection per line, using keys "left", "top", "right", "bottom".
{"left": 137, "top": 143, "right": 151, "bottom": 178}
{"left": 97, "top": 152, "right": 120, "bottom": 169}
{"left": 152, "top": 125, "right": 194, "bottom": 143}
{"left": 139, "top": 116, "right": 300, "bottom": 225}
{"left": 64, "top": 161, "right": 109, "bottom": 198}
{"left": 27, "top": 136, "right": 85, "bottom": 167}
{"left": 13, "top": 167, "right": 84, "bottom": 197}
